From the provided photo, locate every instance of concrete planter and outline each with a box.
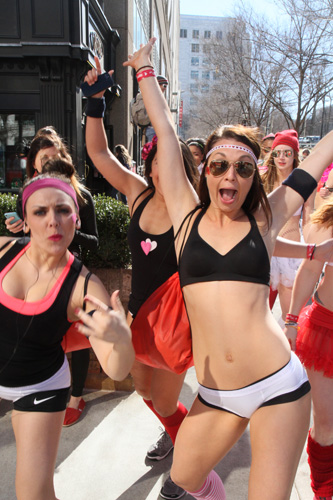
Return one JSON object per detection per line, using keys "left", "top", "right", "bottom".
{"left": 67, "top": 268, "right": 134, "bottom": 392}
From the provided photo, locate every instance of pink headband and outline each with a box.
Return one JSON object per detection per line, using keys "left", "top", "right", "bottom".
{"left": 22, "top": 178, "right": 79, "bottom": 216}
{"left": 206, "top": 144, "right": 258, "bottom": 165}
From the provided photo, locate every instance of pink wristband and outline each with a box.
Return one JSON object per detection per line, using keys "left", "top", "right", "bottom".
{"left": 136, "top": 68, "right": 156, "bottom": 82}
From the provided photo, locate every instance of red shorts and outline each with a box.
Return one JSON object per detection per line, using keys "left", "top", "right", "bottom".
{"left": 296, "top": 300, "right": 333, "bottom": 378}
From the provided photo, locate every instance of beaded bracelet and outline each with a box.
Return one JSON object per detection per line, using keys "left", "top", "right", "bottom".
{"left": 137, "top": 68, "right": 156, "bottom": 82}
{"left": 286, "top": 313, "right": 299, "bottom": 323}
{"left": 307, "top": 244, "right": 316, "bottom": 260}
{"left": 136, "top": 65, "right": 154, "bottom": 74}
{"left": 285, "top": 324, "right": 300, "bottom": 331}
{"left": 85, "top": 97, "right": 106, "bottom": 118}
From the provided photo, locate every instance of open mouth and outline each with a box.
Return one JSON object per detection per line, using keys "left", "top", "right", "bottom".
{"left": 219, "top": 189, "right": 237, "bottom": 203}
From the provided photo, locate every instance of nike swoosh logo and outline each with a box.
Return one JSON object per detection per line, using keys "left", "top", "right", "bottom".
{"left": 33, "top": 395, "right": 57, "bottom": 405}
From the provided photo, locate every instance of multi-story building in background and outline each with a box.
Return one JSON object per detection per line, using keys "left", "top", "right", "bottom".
{"left": 0, "top": 0, "right": 180, "bottom": 194}
{"left": 179, "top": 14, "right": 235, "bottom": 139}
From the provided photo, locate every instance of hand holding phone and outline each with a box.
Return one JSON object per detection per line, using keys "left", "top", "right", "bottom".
{"left": 80, "top": 73, "right": 114, "bottom": 98}
{"left": 5, "top": 212, "right": 21, "bottom": 224}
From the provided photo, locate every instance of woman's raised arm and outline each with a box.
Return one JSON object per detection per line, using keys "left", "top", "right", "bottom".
{"left": 123, "top": 39, "right": 198, "bottom": 229}
{"left": 84, "top": 57, "right": 146, "bottom": 209}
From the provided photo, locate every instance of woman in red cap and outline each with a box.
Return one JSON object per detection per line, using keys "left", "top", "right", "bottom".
{"left": 262, "top": 130, "right": 316, "bottom": 319}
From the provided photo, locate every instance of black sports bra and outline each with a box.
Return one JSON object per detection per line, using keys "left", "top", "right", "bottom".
{"left": 179, "top": 207, "right": 270, "bottom": 288}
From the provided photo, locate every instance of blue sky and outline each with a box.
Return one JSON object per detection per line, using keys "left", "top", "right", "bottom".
{"left": 180, "top": 0, "right": 275, "bottom": 17}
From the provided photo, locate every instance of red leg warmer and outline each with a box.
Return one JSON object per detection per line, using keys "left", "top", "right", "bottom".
{"left": 143, "top": 399, "right": 187, "bottom": 444}
{"left": 307, "top": 430, "right": 333, "bottom": 498}
{"left": 269, "top": 286, "right": 278, "bottom": 310}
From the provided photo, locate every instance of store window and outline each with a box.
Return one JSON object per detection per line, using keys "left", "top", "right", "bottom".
{"left": 0, "top": 114, "right": 35, "bottom": 190}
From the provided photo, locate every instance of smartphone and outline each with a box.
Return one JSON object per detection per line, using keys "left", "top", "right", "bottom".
{"left": 5, "top": 212, "right": 21, "bottom": 224}
{"left": 80, "top": 72, "right": 114, "bottom": 98}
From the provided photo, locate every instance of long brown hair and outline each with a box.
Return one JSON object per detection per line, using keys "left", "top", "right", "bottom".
{"left": 144, "top": 138, "right": 199, "bottom": 192}
{"left": 311, "top": 199, "right": 333, "bottom": 228}
{"left": 27, "top": 129, "right": 85, "bottom": 205}
{"left": 26, "top": 134, "right": 71, "bottom": 178}
{"left": 262, "top": 147, "right": 300, "bottom": 194}
{"left": 199, "top": 124, "right": 272, "bottom": 228}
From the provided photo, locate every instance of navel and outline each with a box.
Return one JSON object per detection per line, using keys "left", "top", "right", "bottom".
{"left": 225, "top": 352, "right": 234, "bottom": 362}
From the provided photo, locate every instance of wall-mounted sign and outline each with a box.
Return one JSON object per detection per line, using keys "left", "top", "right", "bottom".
{"left": 89, "top": 31, "right": 104, "bottom": 59}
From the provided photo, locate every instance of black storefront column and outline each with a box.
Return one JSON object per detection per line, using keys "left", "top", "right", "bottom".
{"left": 0, "top": 0, "right": 118, "bottom": 192}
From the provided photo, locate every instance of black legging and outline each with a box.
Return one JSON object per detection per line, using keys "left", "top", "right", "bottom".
{"left": 71, "top": 348, "right": 90, "bottom": 397}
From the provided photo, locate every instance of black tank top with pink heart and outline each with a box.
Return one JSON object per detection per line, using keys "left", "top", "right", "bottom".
{"left": 127, "top": 189, "right": 177, "bottom": 318}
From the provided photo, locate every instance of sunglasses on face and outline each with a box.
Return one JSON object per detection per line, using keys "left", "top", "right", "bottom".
{"left": 272, "top": 149, "right": 293, "bottom": 158}
{"left": 207, "top": 159, "right": 255, "bottom": 178}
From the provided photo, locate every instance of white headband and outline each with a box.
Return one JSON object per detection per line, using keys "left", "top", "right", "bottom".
{"left": 206, "top": 144, "right": 258, "bottom": 165}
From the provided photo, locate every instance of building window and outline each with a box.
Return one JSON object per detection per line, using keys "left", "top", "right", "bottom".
{"left": 203, "top": 45, "right": 211, "bottom": 54}
{"left": 191, "top": 70, "right": 199, "bottom": 79}
{"left": 192, "top": 30, "right": 199, "bottom": 39}
{"left": 190, "top": 96, "right": 198, "bottom": 106}
{"left": 190, "top": 83, "right": 199, "bottom": 92}
{"left": 216, "top": 30, "right": 223, "bottom": 40}
{"left": 0, "top": 114, "right": 35, "bottom": 190}
{"left": 191, "top": 43, "right": 199, "bottom": 53}
{"left": 202, "top": 84, "right": 209, "bottom": 93}
{"left": 191, "top": 57, "right": 199, "bottom": 66}
{"left": 202, "top": 58, "right": 209, "bottom": 66}
{"left": 202, "top": 71, "right": 210, "bottom": 80}
{"left": 204, "top": 31, "right": 211, "bottom": 39}
{"left": 213, "top": 71, "right": 220, "bottom": 80}
{"left": 180, "top": 29, "right": 187, "bottom": 38}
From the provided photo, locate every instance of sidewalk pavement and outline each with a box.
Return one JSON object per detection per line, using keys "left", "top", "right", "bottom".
{"left": 0, "top": 301, "right": 313, "bottom": 500}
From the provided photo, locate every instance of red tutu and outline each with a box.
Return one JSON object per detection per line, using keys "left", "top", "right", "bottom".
{"left": 296, "top": 300, "right": 333, "bottom": 377}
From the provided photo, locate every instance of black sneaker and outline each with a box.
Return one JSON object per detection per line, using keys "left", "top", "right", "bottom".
{"left": 146, "top": 428, "right": 174, "bottom": 460}
{"left": 160, "top": 475, "right": 186, "bottom": 499}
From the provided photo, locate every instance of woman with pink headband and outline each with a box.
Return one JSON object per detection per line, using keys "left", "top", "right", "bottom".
{"left": 122, "top": 39, "right": 333, "bottom": 499}
{"left": 0, "top": 172, "right": 134, "bottom": 500}
{"left": 5, "top": 128, "right": 100, "bottom": 428}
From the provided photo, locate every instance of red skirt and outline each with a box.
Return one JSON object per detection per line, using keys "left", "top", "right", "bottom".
{"left": 296, "top": 300, "right": 333, "bottom": 377}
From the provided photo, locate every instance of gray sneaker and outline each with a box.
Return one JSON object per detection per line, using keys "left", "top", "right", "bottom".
{"left": 160, "top": 475, "right": 186, "bottom": 500}
{"left": 146, "top": 428, "right": 174, "bottom": 460}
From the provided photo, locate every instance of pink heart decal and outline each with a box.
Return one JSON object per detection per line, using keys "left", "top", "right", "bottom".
{"left": 141, "top": 240, "right": 151, "bottom": 255}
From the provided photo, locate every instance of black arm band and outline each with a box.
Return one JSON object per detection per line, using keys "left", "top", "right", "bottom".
{"left": 85, "top": 97, "right": 106, "bottom": 118}
{"left": 282, "top": 168, "right": 317, "bottom": 201}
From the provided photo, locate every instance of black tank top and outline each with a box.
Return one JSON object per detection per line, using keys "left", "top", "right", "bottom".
{"left": 179, "top": 208, "right": 270, "bottom": 288}
{"left": 0, "top": 238, "right": 82, "bottom": 387}
{"left": 127, "top": 190, "right": 177, "bottom": 317}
